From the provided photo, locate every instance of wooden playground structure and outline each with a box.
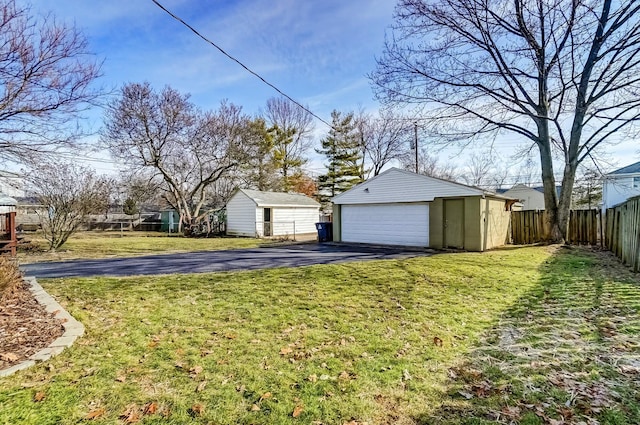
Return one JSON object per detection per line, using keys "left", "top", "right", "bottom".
{"left": 0, "top": 194, "right": 17, "bottom": 256}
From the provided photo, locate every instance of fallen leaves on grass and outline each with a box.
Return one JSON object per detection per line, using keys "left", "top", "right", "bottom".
{"left": 500, "top": 405, "right": 521, "bottom": 420}
{"left": 188, "top": 403, "right": 205, "bottom": 417}
{"left": 279, "top": 346, "right": 293, "bottom": 355}
{"left": 619, "top": 364, "right": 640, "bottom": 375}
{"left": 120, "top": 404, "right": 141, "bottom": 424}
{"left": 189, "top": 365, "right": 203, "bottom": 378}
{"left": 548, "top": 373, "right": 616, "bottom": 413}
{"left": 338, "top": 371, "right": 351, "bottom": 381}
{"left": 84, "top": 407, "right": 106, "bottom": 420}
{"left": 259, "top": 392, "right": 272, "bottom": 401}
{"left": 292, "top": 404, "right": 304, "bottom": 418}
{"left": 142, "top": 402, "right": 158, "bottom": 415}
{"left": 33, "top": 391, "right": 46, "bottom": 402}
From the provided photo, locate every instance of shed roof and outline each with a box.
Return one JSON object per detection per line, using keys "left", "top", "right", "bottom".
{"left": 608, "top": 161, "right": 640, "bottom": 175}
{"left": 0, "top": 193, "right": 17, "bottom": 206}
{"left": 237, "top": 189, "right": 320, "bottom": 208}
{"left": 332, "top": 168, "right": 513, "bottom": 205}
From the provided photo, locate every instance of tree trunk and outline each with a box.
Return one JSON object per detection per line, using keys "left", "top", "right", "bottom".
{"left": 557, "top": 162, "right": 577, "bottom": 241}
{"left": 537, "top": 135, "right": 563, "bottom": 243}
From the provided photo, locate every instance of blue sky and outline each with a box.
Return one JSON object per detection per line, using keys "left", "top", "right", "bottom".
{"left": 29, "top": 0, "right": 395, "bottom": 133}
{"left": 22, "top": 0, "right": 639, "bottom": 179}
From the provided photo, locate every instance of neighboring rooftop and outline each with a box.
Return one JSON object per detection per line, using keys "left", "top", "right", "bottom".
{"left": 609, "top": 161, "right": 640, "bottom": 175}
{"left": 0, "top": 193, "right": 17, "bottom": 206}
{"left": 497, "top": 184, "right": 562, "bottom": 198}
{"left": 238, "top": 189, "right": 320, "bottom": 207}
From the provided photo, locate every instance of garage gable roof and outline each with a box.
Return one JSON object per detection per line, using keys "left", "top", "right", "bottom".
{"left": 332, "top": 168, "right": 503, "bottom": 204}
{"left": 237, "top": 189, "right": 320, "bottom": 208}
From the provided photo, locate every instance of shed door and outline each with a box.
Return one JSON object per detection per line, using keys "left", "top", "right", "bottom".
{"left": 444, "top": 199, "right": 464, "bottom": 248}
{"left": 263, "top": 208, "right": 272, "bottom": 236}
{"left": 341, "top": 203, "right": 429, "bottom": 247}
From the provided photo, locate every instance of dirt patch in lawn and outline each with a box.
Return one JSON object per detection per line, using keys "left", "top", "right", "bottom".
{"left": 0, "top": 280, "right": 64, "bottom": 371}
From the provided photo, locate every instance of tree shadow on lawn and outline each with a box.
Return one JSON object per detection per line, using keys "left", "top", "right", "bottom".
{"left": 414, "top": 247, "right": 640, "bottom": 425}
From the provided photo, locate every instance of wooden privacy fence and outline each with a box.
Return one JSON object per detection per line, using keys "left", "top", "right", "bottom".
{"left": 511, "top": 210, "right": 547, "bottom": 244}
{"left": 511, "top": 209, "right": 602, "bottom": 245}
{"left": 605, "top": 197, "right": 640, "bottom": 272}
{"left": 567, "top": 209, "right": 602, "bottom": 245}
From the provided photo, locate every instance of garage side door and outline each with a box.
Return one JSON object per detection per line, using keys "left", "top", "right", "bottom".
{"left": 341, "top": 203, "right": 429, "bottom": 247}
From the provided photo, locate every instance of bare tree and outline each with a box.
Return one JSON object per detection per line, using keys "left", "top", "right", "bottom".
{"left": 488, "top": 163, "right": 512, "bottom": 191}
{"left": 401, "top": 148, "right": 459, "bottom": 181}
{"left": 29, "top": 162, "right": 111, "bottom": 250}
{"left": 102, "top": 83, "right": 248, "bottom": 234}
{"left": 462, "top": 151, "right": 495, "bottom": 187}
{"left": 372, "top": 0, "right": 640, "bottom": 242}
{"left": 358, "top": 110, "right": 411, "bottom": 176}
{"left": 0, "top": 0, "right": 101, "bottom": 165}
{"left": 116, "top": 172, "right": 163, "bottom": 223}
{"left": 264, "top": 97, "right": 314, "bottom": 190}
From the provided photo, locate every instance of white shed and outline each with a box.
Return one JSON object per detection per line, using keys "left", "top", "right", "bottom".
{"left": 332, "top": 168, "right": 514, "bottom": 251}
{"left": 226, "top": 189, "right": 320, "bottom": 238}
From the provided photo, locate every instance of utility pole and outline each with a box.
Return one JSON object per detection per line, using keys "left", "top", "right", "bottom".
{"left": 413, "top": 121, "right": 418, "bottom": 174}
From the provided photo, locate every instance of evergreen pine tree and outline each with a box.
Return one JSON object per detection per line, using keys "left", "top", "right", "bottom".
{"left": 272, "top": 126, "right": 305, "bottom": 192}
{"left": 316, "top": 110, "right": 363, "bottom": 206}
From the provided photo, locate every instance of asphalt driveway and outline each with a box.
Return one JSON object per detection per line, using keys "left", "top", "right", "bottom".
{"left": 21, "top": 243, "right": 433, "bottom": 278}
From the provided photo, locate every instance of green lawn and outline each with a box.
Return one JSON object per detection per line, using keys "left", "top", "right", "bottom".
{"left": 2, "top": 246, "right": 640, "bottom": 424}
{"left": 18, "top": 231, "right": 265, "bottom": 263}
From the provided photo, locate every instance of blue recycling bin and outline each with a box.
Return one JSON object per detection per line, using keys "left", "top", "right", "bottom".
{"left": 315, "top": 222, "right": 333, "bottom": 242}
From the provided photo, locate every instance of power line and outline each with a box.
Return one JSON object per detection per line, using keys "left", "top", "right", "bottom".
{"left": 150, "top": 0, "right": 333, "bottom": 129}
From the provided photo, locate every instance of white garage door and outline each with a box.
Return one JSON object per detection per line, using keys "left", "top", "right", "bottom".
{"left": 341, "top": 203, "right": 429, "bottom": 247}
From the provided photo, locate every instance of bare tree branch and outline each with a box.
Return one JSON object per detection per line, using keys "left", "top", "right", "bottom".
{"left": 372, "top": 0, "right": 640, "bottom": 241}
{"left": 102, "top": 83, "right": 249, "bottom": 234}
{"left": 0, "top": 0, "right": 102, "bottom": 165}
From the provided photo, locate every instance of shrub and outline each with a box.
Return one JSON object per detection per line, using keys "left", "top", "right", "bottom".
{"left": 0, "top": 256, "right": 22, "bottom": 302}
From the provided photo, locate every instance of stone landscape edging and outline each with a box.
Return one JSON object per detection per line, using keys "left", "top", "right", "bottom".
{"left": 0, "top": 276, "right": 84, "bottom": 378}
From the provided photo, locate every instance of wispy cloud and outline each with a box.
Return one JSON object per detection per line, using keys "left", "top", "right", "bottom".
{"left": 28, "top": 0, "right": 395, "bottom": 119}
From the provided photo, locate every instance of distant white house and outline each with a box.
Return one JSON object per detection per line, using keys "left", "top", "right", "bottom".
{"left": 602, "top": 161, "right": 640, "bottom": 210}
{"left": 226, "top": 189, "right": 320, "bottom": 238}
{"left": 498, "top": 184, "right": 562, "bottom": 210}
{"left": 499, "top": 184, "right": 546, "bottom": 210}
